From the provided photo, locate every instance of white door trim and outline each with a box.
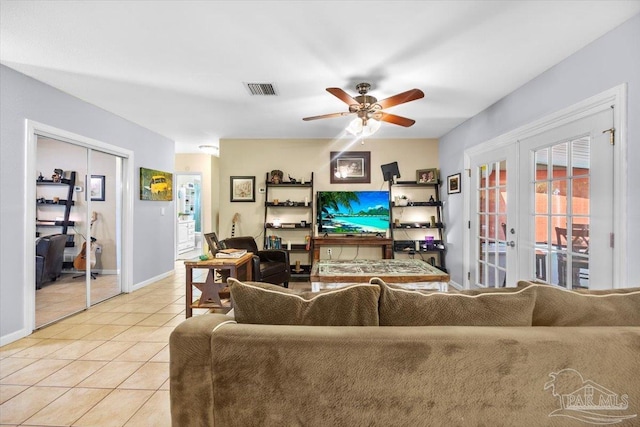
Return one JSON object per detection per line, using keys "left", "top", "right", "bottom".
{"left": 25, "top": 120, "right": 135, "bottom": 332}
{"left": 464, "top": 84, "right": 627, "bottom": 289}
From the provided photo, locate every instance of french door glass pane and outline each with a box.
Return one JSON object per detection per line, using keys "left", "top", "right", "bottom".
{"left": 532, "top": 137, "right": 590, "bottom": 289}
{"left": 535, "top": 182, "right": 548, "bottom": 214}
{"left": 572, "top": 138, "right": 590, "bottom": 177}
{"left": 487, "top": 214, "right": 497, "bottom": 239}
{"left": 551, "top": 142, "right": 568, "bottom": 173}
{"left": 572, "top": 178, "right": 590, "bottom": 215}
{"left": 479, "top": 189, "right": 487, "bottom": 213}
{"left": 536, "top": 148, "right": 548, "bottom": 175}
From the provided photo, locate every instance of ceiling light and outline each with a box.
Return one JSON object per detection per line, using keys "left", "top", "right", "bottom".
{"left": 346, "top": 117, "right": 381, "bottom": 137}
{"left": 199, "top": 145, "right": 219, "bottom": 155}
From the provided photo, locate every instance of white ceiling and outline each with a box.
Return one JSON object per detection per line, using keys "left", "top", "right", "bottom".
{"left": 2, "top": 1, "right": 639, "bottom": 153}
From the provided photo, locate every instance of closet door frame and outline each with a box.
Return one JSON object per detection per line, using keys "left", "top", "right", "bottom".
{"left": 25, "top": 120, "right": 134, "bottom": 331}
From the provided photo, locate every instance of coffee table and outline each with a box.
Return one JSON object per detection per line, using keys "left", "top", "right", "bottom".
{"left": 310, "top": 259, "right": 449, "bottom": 292}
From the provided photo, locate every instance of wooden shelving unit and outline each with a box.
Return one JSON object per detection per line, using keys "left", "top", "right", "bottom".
{"left": 263, "top": 172, "right": 314, "bottom": 279}
{"left": 36, "top": 171, "right": 76, "bottom": 242}
{"left": 389, "top": 180, "right": 446, "bottom": 272}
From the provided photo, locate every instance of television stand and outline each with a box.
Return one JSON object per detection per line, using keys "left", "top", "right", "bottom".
{"left": 311, "top": 236, "right": 393, "bottom": 261}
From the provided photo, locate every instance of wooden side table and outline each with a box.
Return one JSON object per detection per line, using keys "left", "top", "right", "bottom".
{"left": 184, "top": 252, "right": 253, "bottom": 318}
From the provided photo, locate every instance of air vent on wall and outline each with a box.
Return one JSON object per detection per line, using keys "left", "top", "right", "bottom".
{"left": 244, "top": 82, "right": 278, "bottom": 96}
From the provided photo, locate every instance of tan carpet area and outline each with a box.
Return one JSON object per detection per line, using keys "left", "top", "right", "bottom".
{"left": 2, "top": 262, "right": 307, "bottom": 426}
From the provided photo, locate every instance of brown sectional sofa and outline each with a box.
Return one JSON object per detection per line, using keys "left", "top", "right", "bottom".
{"left": 170, "top": 281, "right": 640, "bottom": 426}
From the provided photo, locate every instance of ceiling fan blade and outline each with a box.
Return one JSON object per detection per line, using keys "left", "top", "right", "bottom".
{"left": 326, "top": 87, "right": 359, "bottom": 106}
{"left": 302, "top": 112, "right": 354, "bottom": 121}
{"left": 376, "top": 89, "right": 424, "bottom": 109}
{"left": 378, "top": 112, "right": 416, "bottom": 127}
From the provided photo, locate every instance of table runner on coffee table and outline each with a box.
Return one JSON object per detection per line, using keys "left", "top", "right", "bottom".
{"left": 310, "top": 259, "right": 449, "bottom": 292}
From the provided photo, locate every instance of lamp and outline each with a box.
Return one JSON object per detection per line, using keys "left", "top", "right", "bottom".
{"left": 346, "top": 117, "right": 381, "bottom": 137}
{"left": 199, "top": 145, "right": 219, "bottom": 155}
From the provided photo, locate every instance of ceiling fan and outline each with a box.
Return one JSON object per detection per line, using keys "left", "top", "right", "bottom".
{"left": 303, "top": 82, "right": 424, "bottom": 135}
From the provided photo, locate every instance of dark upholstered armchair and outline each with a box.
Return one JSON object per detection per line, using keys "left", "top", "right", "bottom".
{"left": 35, "top": 233, "right": 67, "bottom": 289}
{"left": 220, "top": 236, "right": 290, "bottom": 287}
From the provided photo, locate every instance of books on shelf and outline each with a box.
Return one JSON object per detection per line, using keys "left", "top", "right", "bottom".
{"left": 267, "top": 235, "right": 282, "bottom": 249}
{"left": 215, "top": 248, "right": 247, "bottom": 258}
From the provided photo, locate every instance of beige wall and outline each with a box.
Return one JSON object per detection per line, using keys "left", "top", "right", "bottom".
{"left": 217, "top": 138, "right": 438, "bottom": 258}
{"left": 175, "top": 153, "right": 219, "bottom": 243}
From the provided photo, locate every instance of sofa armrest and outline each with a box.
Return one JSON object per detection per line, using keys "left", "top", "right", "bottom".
{"left": 169, "top": 314, "right": 236, "bottom": 427}
{"left": 257, "top": 249, "right": 289, "bottom": 265}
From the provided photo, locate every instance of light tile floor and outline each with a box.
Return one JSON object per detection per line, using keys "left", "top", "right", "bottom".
{"left": 2, "top": 261, "right": 308, "bottom": 426}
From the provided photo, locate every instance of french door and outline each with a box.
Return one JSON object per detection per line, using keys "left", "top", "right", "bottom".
{"left": 469, "top": 145, "right": 517, "bottom": 287}
{"left": 468, "top": 109, "right": 614, "bottom": 289}
{"left": 517, "top": 109, "right": 613, "bottom": 289}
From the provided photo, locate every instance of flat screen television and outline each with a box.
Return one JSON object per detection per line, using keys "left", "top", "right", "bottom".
{"left": 317, "top": 191, "right": 390, "bottom": 235}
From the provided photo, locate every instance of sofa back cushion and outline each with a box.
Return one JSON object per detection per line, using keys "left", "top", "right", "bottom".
{"left": 228, "top": 279, "right": 380, "bottom": 326}
{"left": 520, "top": 281, "right": 640, "bottom": 326}
{"left": 374, "top": 278, "right": 536, "bottom": 326}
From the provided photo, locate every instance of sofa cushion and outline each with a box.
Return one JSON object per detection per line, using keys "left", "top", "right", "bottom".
{"left": 521, "top": 281, "right": 640, "bottom": 326}
{"left": 374, "top": 278, "right": 536, "bottom": 326}
{"left": 228, "top": 278, "right": 380, "bottom": 326}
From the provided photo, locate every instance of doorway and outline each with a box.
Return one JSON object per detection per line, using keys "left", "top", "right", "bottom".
{"left": 464, "top": 86, "right": 624, "bottom": 289}
{"left": 175, "top": 173, "right": 203, "bottom": 259}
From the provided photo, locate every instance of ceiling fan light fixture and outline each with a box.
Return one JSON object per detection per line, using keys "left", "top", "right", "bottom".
{"left": 346, "top": 117, "right": 363, "bottom": 135}
{"left": 346, "top": 117, "right": 381, "bottom": 137}
{"left": 365, "top": 118, "right": 381, "bottom": 135}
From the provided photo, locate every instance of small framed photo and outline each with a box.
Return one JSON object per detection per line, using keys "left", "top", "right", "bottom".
{"left": 447, "top": 173, "right": 461, "bottom": 194}
{"left": 416, "top": 168, "right": 438, "bottom": 184}
{"left": 204, "top": 232, "right": 221, "bottom": 254}
{"left": 90, "top": 175, "right": 105, "bottom": 201}
{"left": 230, "top": 176, "right": 255, "bottom": 202}
{"left": 330, "top": 151, "right": 371, "bottom": 184}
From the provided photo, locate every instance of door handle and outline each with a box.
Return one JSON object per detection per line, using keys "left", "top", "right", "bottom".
{"left": 507, "top": 241, "right": 515, "bottom": 248}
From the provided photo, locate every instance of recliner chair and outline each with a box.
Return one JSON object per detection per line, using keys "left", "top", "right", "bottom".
{"left": 35, "top": 233, "right": 68, "bottom": 289}
{"left": 220, "top": 236, "right": 290, "bottom": 287}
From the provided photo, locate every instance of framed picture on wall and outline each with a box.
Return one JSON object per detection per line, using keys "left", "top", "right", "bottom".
{"left": 330, "top": 151, "right": 371, "bottom": 184}
{"left": 416, "top": 168, "right": 438, "bottom": 184}
{"left": 140, "top": 167, "right": 173, "bottom": 201}
{"left": 230, "top": 176, "right": 255, "bottom": 202}
{"left": 90, "top": 175, "right": 105, "bottom": 201}
{"left": 447, "top": 173, "right": 461, "bottom": 194}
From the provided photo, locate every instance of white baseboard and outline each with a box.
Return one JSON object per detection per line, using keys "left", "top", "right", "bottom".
{"left": 1, "top": 327, "right": 32, "bottom": 347}
{"left": 131, "top": 269, "right": 174, "bottom": 292}
{"left": 448, "top": 280, "right": 463, "bottom": 290}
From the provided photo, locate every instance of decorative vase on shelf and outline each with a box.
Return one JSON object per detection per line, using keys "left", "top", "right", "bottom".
{"left": 396, "top": 196, "right": 409, "bottom": 207}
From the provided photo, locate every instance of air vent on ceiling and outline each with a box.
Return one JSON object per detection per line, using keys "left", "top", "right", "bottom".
{"left": 244, "top": 82, "right": 278, "bottom": 96}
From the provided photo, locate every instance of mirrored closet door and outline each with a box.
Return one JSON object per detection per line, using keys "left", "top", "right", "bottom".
{"left": 35, "top": 136, "right": 123, "bottom": 328}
